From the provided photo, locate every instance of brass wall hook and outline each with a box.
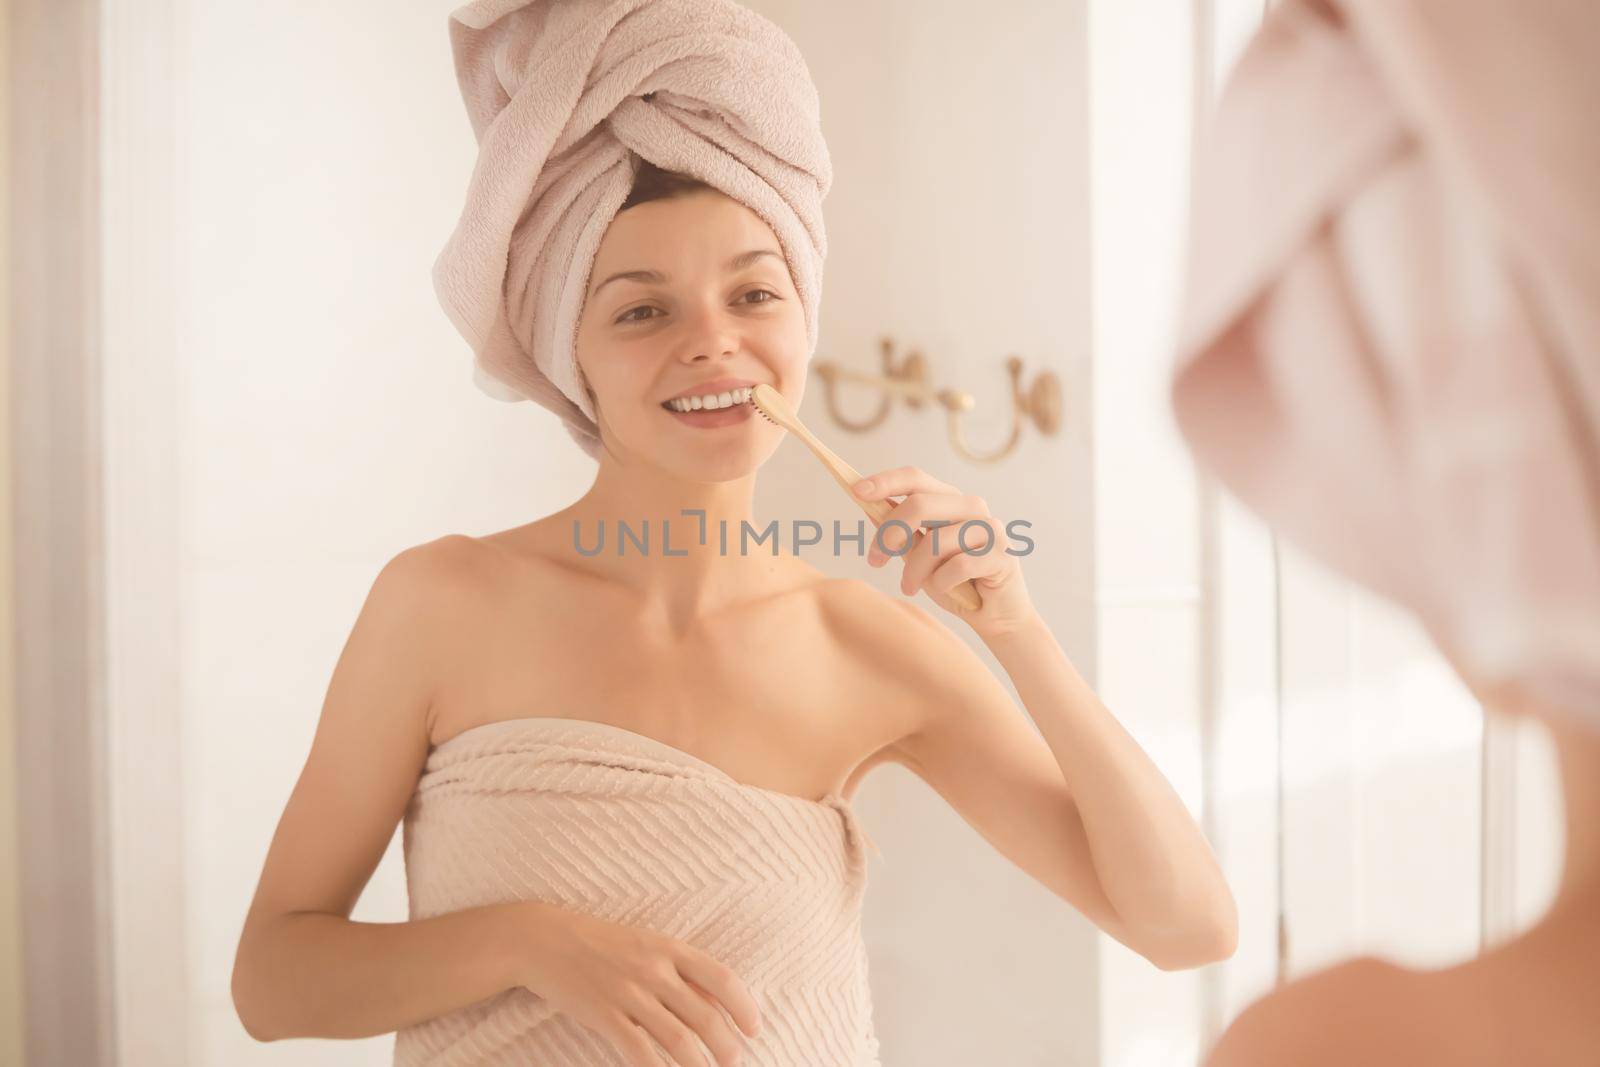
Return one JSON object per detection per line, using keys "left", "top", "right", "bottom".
{"left": 813, "top": 337, "right": 929, "bottom": 432}
{"left": 948, "top": 355, "right": 1062, "bottom": 464}
{"left": 811, "top": 337, "right": 1061, "bottom": 462}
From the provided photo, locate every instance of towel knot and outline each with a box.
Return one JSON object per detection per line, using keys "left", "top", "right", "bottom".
{"left": 821, "top": 793, "right": 885, "bottom": 866}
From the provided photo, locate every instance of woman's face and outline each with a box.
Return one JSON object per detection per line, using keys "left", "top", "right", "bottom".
{"left": 574, "top": 187, "right": 809, "bottom": 476}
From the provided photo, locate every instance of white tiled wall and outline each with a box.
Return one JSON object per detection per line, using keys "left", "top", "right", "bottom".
{"left": 1087, "top": 1, "right": 1211, "bottom": 1064}
{"left": 747, "top": 1, "right": 1102, "bottom": 1061}
{"left": 175, "top": 2, "right": 588, "bottom": 1061}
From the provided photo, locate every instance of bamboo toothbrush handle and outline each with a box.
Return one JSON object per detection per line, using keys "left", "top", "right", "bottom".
{"left": 783, "top": 421, "right": 984, "bottom": 611}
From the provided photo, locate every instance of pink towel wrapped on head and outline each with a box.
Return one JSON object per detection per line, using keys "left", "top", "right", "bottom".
{"left": 1171, "top": 0, "right": 1600, "bottom": 729}
{"left": 432, "top": 0, "right": 832, "bottom": 459}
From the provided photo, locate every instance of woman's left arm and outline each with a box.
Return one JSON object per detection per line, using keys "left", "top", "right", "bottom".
{"left": 853, "top": 466, "right": 1238, "bottom": 970}
{"left": 981, "top": 611, "right": 1238, "bottom": 968}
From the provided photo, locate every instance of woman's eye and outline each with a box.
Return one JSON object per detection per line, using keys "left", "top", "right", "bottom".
{"left": 615, "top": 290, "right": 776, "bottom": 324}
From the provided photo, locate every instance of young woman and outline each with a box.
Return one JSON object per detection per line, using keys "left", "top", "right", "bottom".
{"left": 230, "top": 4, "right": 1236, "bottom": 1066}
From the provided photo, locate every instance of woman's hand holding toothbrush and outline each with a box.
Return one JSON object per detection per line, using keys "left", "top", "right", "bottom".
{"left": 852, "top": 466, "right": 1038, "bottom": 640}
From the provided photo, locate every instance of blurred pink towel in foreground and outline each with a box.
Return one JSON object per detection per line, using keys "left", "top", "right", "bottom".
{"left": 1171, "top": 0, "right": 1600, "bottom": 727}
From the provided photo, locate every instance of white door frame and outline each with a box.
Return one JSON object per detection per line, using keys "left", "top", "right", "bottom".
{"left": 11, "top": 0, "right": 190, "bottom": 1063}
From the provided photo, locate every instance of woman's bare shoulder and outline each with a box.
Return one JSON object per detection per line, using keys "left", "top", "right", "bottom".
{"left": 1204, "top": 956, "right": 1484, "bottom": 1067}
{"left": 370, "top": 532, "right": 547, "bottom": 638}
{"left": 812, "top": 577, "right": 989, "bottom": 717}
{"left": 815, "top": 576, "right": 930, "bottom": 638}
{"left": 382, "top": 532, "right": 501, "bottom": 595}
{"left": 394, "top": 528, "right": 583, "bottom": 583}
{"left": 820, "top": 577, "right": 984, "bottom": 663}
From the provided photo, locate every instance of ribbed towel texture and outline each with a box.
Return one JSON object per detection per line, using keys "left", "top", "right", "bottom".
{"left": 394, "top": 716, "right": 882, "bottom": 1066}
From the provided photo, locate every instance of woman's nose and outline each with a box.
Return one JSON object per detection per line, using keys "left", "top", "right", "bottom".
{"left": 678, "top": 300, "right": 741, "bottom": 360}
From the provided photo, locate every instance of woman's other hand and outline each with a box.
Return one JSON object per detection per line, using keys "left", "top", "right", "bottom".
{"left": 512, "top": 901, "right": 762, "bottom": 1067}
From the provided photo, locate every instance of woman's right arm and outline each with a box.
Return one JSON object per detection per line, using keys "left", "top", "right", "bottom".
{"left": 235, "top": 900, "right": 549, "bottom": 1041}
{"left": 232, "top": 536, "right": 764, "bottom": 1065}
{"left": 230, "top": 535, "right": 516, "bottom": 1040}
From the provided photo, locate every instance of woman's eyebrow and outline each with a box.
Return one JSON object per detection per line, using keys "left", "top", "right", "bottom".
{"left": 588, "top": 247, "right": 783, "bottom": 298}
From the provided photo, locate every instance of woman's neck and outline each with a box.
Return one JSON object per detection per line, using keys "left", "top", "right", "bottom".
{"left": 551, "top": 459, "right": 795, "bottom": 630}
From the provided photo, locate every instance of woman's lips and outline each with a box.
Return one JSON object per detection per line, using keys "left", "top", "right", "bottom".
{"left": 660, "top": 399, "right": 755, "bottom": 428}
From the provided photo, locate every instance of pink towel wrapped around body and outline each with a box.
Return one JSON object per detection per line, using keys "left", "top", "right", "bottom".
{"left": 432, "top": 0, "right": 832, "bottom": 459}
{"left": 1171, "top": 0, "right": 1600, "bottom": 729}
{"left": 393, "top": 716, "right": 881, "bottom": 1066}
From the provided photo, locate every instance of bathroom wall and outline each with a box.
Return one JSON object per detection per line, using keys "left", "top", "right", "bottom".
{"left": 1087, "top": 1, "right": 1211, "bottom": 1062}
{"left": 167, "top": 1, "right": 580, "bottom": 1059}
{"left": 744, "top": 1, "right": 1100, "bottom": 1063}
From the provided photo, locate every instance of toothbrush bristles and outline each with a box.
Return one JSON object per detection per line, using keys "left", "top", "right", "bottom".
{"left": 744, "top": 386, "right": 783, "bottom": 426}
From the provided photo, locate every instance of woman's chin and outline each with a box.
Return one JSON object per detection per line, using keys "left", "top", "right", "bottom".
{"left": 667, "top": 441, "right": 775, "bottom": 482}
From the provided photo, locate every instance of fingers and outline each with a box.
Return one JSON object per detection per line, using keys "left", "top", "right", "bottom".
{"left": 867, "top": 495, "right": 991, "bottom": 565}
{"left": 868, "top": 508, "right": 997, "bottom": 571}
{"left": 657, "top": 973, "right": 748, "bottom": 1067}
{"left": 600, "top": 1006, "right": 678, "bottom": 1067}
{"left": 624, "top": 993, "right": 715, "bottom": 1067}
{"left": 614, "top": 945, "right": 758, "bottom": 1067}
{"left": 924, "top": 536, "right": 995, "bottom": 598}
{"left": 852, "top": 465, "right": 960, "bottom": 501}
{"left": 853, "top": 465, "right": 991, "bottom": 568}
{"left": 898, "top": 517, "right": 1003, "bottom": 597}
{"left": 673, "top": 948, "right": 763, "bottom": 1040}
{"left": 535, "top": 911, "right": 761, "bottom": 1067}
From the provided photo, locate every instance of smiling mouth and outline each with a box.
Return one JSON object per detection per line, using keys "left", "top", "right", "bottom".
{"left": 660, "top": 385, "right": 756, "bottom": 413}
{"left": 659, "top": 389, "right": 756, "bottom": 427}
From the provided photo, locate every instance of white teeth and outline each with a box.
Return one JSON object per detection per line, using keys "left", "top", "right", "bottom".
{"left": 667, "top": 386, "right": 752, "bottom": 412}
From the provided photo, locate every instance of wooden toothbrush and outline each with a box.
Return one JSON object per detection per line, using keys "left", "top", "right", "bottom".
{"left": 748, "top": 383, "right": 984, "bottom": 611}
